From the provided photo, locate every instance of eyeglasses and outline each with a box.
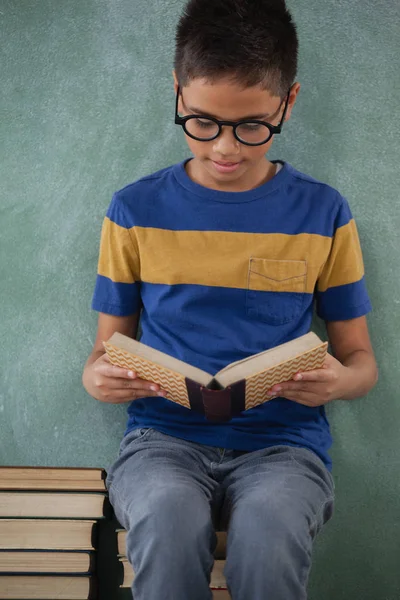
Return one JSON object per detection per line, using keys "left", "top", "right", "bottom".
{"left": 174, "top": 85, "right": 291, "bottom": 147}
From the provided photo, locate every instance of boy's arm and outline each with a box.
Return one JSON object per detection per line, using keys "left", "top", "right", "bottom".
{"left": 324, "top": 316, "right": 378, "bottom": 399}
{"left": 267, "top": 316, "right": 378, "bottom": 406}
{"left": 83, "top": 312, "right": 167, "bottom": 403}
{"left": 84, "top": 312, "right": 140, "bottom": 368}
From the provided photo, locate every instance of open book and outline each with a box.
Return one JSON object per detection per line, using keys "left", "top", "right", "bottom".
{"left": 103, "top": 332, "right": 328, "bottom": 422}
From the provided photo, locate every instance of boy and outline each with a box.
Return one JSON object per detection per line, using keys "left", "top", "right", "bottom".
{"left": 83, "top": 0, "right": 378, "bottom": 598}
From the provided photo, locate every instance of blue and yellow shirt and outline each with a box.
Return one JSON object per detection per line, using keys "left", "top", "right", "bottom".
{"left": 92, "top": 159, "right": 372, "bottom": 469}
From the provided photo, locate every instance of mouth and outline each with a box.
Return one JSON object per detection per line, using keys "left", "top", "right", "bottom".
{"left": 211, "top": 160, "right": 243, "bottom": 174}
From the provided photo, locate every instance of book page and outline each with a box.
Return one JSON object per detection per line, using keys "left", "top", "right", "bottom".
{"left": 215, "top": 332, "right": 326, "bottom": 388}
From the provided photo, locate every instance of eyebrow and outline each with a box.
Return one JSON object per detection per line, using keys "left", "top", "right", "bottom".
{"left": 185, "top": 103, "right": 271, "bottom": 121}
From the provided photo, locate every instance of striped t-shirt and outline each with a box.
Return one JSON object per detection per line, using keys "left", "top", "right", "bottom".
{"left": 92, "top": 159, "right": 372, "bottom": 469}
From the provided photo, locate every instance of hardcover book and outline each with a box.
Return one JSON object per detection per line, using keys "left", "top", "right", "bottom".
{"left": 103, "top": 332, "right": 328, "bottom": 421}
{"left": 119, "top": 557, "right": 226, "bottom": 589}
{"left": 0, "top": 550, "right": 94, "bottom": 574}
{"left": 0, "top": 520, "right": 97, "bottom": 551}
{"left": 0, "top": 467, "right": 106, "bottom": 493}
{"left": 0, "top": 575, "right": 96, "bottom": 599}
{"left": 0, "top": 492, "right": 110, "bottom": 520}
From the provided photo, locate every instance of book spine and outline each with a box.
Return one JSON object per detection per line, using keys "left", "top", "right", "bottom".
{"left": 185, "top": 379, "right": 245, "bottom": 422}
{"left": 200, "top": 387, "right": 232, "bottom": 422}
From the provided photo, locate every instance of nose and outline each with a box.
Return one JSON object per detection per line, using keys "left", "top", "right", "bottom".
{"left": 212, "top": 126, "right": 241, "bottom": 155}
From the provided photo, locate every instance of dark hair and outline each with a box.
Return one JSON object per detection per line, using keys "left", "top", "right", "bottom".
{"left": 174, "top": 0, "right": 298, "bottom": 98}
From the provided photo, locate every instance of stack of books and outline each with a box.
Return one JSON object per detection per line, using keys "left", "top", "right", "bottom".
{"left": 0, "top": 466, "right": 110, "bottom": 599}
{"left": 116, "top": 528, "right": 231, "bottom": 599}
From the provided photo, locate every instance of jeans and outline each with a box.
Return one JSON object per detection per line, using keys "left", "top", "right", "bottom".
{"left": 106, "top": 427, "right": 334, "bottom": 600}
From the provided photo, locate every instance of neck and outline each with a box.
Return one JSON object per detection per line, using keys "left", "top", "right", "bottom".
{"left": 186, "top": 158, "right": 276, "bottom": 193}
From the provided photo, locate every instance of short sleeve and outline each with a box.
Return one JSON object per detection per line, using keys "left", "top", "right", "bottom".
{"left": 315, "top": 197, "right": 372, "bottom": 321}
{"left": 91, "top": 194, "right": 141, "bottom": 316}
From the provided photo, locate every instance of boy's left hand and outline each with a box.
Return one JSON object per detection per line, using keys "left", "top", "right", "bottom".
{"left": 266, "top": 353, "right": 349, "bottom": 407}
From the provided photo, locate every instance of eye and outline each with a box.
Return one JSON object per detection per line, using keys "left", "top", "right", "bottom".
{"left": 240, "top": 123, "right": 263, "bottom": 131}
{"left": 194, "top": 118, "right": 215, "bottom": 129}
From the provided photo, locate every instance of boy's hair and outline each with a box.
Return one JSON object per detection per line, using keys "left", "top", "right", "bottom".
{"left": 174, "top": 0, "right": 298, "bottom": 99}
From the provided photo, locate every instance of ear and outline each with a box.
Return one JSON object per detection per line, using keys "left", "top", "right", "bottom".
{"left": 172, "top": 70, "right": 183, "bottom": 114}
{"left": 284, "top": 82, "right": 301, "bottom": 122}
{"left": 172, "top": 69, "right": 179, "bottom": 94}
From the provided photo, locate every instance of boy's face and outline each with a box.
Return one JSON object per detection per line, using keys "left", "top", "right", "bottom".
{"left": 173, "top": 72, "right": 300, "bottom": 191}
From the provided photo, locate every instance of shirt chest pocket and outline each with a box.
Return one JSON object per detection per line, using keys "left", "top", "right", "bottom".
{"left": 246, "top": 258, "right": 308, "bottom": 325}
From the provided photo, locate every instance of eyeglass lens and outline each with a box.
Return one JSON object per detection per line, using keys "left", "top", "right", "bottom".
{"left": 184, "top": 117, "right": 272, "bottom": 144}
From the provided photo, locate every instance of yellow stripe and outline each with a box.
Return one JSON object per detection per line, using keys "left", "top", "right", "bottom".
{"left": 317, "top": 220, "right": 365, "bottom": 292}
{"left": 134, "top": 227, "right": 328, "bottom": 293}
{"left": 99, "top": 221, "right": 365, "bottom": 292}
{"left": 97, "top": 218, "right": 140, "bottom": 283}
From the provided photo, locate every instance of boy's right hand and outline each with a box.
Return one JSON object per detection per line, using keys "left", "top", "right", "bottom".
{"left": 83, "top": 353, "right": 168, "bottom": 404}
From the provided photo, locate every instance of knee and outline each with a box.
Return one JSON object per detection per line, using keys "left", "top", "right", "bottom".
{"left": 122, "top": 485, "right": 214, "bottom": 567}
{"left": 124, "top": 484, "right": 211, "bottom": 542}
{"left": 229, "top": 492, "right": 309, "bottom": 554}
{"left": 225, "top": 495, "right": 315, "bottom": 594}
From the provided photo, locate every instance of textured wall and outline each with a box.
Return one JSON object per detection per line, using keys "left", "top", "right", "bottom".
{"left": 1, "top": 1, "right": 399, "bottom": 597}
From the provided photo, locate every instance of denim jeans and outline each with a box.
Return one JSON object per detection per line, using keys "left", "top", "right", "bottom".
{"left": 106, "top": 427, "right": 334, "bottom": 600}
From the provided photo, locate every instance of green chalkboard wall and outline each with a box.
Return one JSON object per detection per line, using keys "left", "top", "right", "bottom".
{"left": 1, "top": 1, "right": 399, "bottom": 598}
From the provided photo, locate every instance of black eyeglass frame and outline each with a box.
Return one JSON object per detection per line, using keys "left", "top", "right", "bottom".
{"left": 174, "top": 85, "right": 291, "bottom": 147}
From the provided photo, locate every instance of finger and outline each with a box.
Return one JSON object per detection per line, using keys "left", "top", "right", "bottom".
{"left": 97, "top": 354, "right": 142, "bottom": 380}
{"left": 105, "top": 388, "right": 168, "bottom": 402}
{"left": 291, "top": 368, "right": 337, "bottom": 383}
{"left": 131, "top": 378, "right": 168, "bottom": 395}
{"left": 267, "top": 380, "right": 303, "bottom": 395}
{"left": 110, "top": 389, "right": 140, "bottom": 400}
{"left": 104, "top": 377, "right": 163, "bottom": 393}
{"left": 123, "top": 388, "right": 167, "bottom": 398}
{"left": 267, "top": 381, "right": 329, "bottom": 397}
{"left": 98, "top": 363, "right": 139, "bottom": 380}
